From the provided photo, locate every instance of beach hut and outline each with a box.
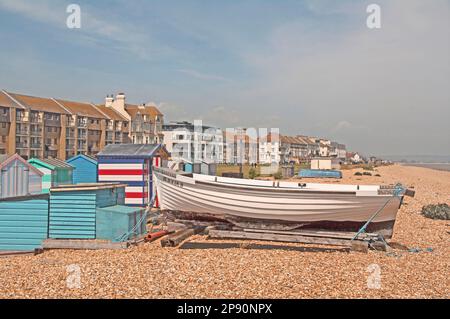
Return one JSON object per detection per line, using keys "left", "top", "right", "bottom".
{"left": 28, "top": 158, "right": 74, "bottom": 193}
{"left": 97, "top": 144, "right": 169, "bottom": 207}
{"left": 200, "top": 161, "right": 217, "bottom": 176}
{"left": 49, "top": 183, "right": 146, "bottom": 242}
{"left": 181, "top": 160, "right": 201, "bottom": 174}
{"left": 66, "top": 154, "right": 98, "bottom": 184}
{"left": 0, "top": 154, "right": 43, "bottom": 198}
{"left": 311, "top": 157, "right": 341, "bottom": 170}
{"left": 281, "top": 165, "right": 295, "bottom": 178}
{"left": 0, "top": 194, "right": 49, "bottom": 251}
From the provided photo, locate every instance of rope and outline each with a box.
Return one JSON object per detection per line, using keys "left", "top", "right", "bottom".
{"left": 352, "top": 183, "right": 404, "bottom": 241}
{"left": 114, "top": 192, "right": 157, "bottom": 242}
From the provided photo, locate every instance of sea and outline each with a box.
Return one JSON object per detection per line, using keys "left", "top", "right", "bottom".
{"left": 380, "top": 155, "right": 450, "bottom": 172}
{"left": 402, "top": 163, "right": 450, "bottom": 172}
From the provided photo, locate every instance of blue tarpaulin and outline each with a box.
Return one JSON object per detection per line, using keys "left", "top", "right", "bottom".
{"left": 299, "top": 169, "right": 342, "bottom": 179}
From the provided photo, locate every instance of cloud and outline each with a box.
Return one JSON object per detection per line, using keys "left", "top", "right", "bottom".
{"left": 177, "top": 69, "right": 231, "bottom": 82}
{"left": 236, "top": 0, "right": 450, "bottom": 155}
{"left": 158, "top": 102, "right": 191, "bottom": 123}
{"left": 0, "top": 0, "right": 168, "bottom": 60}
{"left": 333, "top": 121, "right": 352, "bottom": 132}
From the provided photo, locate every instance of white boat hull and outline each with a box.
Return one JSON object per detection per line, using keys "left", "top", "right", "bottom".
{"left": 154, "top": 168, "right": 403, "bottom": 237}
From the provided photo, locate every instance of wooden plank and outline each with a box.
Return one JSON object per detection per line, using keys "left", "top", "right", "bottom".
{"left": 208, "top": 229, "right": 351, "bottom": 246}
{"left": 241, "top": 228, "right": 378, "bottom": 240}
{"left": 42, "top": 239, "right": 128, "bottom": 250}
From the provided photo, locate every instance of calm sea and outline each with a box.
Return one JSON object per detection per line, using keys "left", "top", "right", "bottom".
{"left": 402, "top": 163, "right": 450, "bottom": 172}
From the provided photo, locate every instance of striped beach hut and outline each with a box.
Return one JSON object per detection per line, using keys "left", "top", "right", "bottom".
{"left": 97, "top": 144, "right": 169, "bottom": 207}
{"left": 28, "top": 158, "right": 74, "bottom": 193}
{"left": 66, "top": 154, "right": 98, "bottom": 184}
{"left": 0, "top": 154, "right": 43, "bottom": 199}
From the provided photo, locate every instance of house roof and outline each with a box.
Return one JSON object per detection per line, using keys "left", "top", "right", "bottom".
{"left": 66, "top": 154, "right": 98, "bottom": 165}
{"left": 29, "top": 158, "right": 74, "bottom": 170}
{"left": 95, "top": 105, "right": 128, "bottom": 121}
{"left": 280, "top": 135, "right": 307, "bottom": 145}
{"left": 263, "top": 132, "right": 280, "bottom": 143}
{"left": 125, "top": 104, "right": 163, "bottom": 119}
{"left": 7, "top": 92, "right": 71, "bottom": 114}
{"left": 0, "top": 91, "right": 24, "bottom": 109}
{"left": 55, "top": 99, "right": 107, "bottom": 119}
{"left": 98, "top": 144, "right": 167, "bottom": 158}
{"left": 223, "top": 130, "right": 260, "bottom": 143}
{"left": 0, "top": 154, "right": 44, "bottom": 176}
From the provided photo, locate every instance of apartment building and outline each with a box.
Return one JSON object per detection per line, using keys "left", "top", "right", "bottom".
{"left": 104, "top": 93, "right": 164, "bottom": 145}
{"left": 223, "top": 128, "right": 260, "bottom": 164}
{"left": 0, "top": 90, "right": 163, "bottom": 160}
{"left": 162, "top": 121, "right": 223, "bottom": 163}
{"left": 278, "top": 135, "right": 323, "bottom": 164}
{"left": 257, "top": 132, "right": 282, "bottom": 165}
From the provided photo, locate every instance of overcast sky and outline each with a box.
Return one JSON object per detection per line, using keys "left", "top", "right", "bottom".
{"left": 0, "top": 0, "right": 449, "bottom": 157}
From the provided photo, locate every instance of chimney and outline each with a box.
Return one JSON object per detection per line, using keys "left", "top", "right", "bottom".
{"left": 115, "top": 93, "right": 126, "bottom": 111}
{"left": 110, "top": 92, "right": 131, "bottom": 121}
{"left": 105, "top": 95, "right": 114, "bottom": 108}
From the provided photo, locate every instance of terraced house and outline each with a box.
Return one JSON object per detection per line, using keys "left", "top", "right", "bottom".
{"left": 0, "top": 90, "right": 164, "bottom": 160}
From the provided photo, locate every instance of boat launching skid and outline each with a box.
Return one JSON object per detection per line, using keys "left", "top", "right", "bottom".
{"left": 157, "top": 216, "right": 390, "bottom": 253}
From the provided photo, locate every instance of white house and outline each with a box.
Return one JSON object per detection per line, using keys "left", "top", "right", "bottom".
{"left": 258, "top": 132, "right": 281, "bottom": 165}
{"left": 162, "top": 121, "right": 223, "bottom": 164}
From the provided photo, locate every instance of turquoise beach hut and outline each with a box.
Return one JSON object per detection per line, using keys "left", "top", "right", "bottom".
{"left": 28, "top": 158, "right": 74, "bottom": 193}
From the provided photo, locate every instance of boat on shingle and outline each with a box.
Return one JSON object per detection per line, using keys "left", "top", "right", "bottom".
{"left": 153, "top": 167, "right": 409, "bottom": 238}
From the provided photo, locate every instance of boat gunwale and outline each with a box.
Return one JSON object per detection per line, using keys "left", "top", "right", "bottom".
{"left": 154, "top": 168, "right": 396, "bottom": 197}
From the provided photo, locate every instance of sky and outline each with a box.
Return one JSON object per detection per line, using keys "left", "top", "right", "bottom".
{"left": 0, "top": 0, "right": 449, "bottom": 157}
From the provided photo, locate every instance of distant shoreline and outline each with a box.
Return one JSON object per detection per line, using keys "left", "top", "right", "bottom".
{"left": 401, "top": 163, "right": 450, "bottom": 172}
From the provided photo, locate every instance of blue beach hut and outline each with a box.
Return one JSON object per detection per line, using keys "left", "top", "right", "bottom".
{"left": 66, "top": 154, "right": 98, "bottom": 184}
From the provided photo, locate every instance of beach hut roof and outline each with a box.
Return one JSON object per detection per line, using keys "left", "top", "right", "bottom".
{"left": 0, "top": 154, "right": 44, "bottom": 176}
{"left": 29, "top": 158, "right": 74, "bottom": 170}
{"left": 66, "top": 154, "right": 98, "bottom": 165}
{"left": 98, "top": 144, "right": 168, "bottom": 158}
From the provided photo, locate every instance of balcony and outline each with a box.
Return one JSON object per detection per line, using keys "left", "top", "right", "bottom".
{"left": 0, "top": 114, "right": 10, "bottom": 123}
{"left": 44, "top": 118, "right": 61, "bottom": 127}
{"left": 30, "top": 116, "right": 42, "bottom": 124}
{"left": 30, "top": 130, "right": 42, "bottom": 137}
{"left": 30, "top": 143, "right": 42, "bottom": 149}
{"left": 16, "top": 129, "right": 29, "bottom": 136}
{"left": 66, "top": 144, "right": 75, "bottom": 151}
{"left": 77, "top": 121, "right": 87, "bottom": 128}
{"left": 88, "top": 122, "right": 101, "bottom": 130}
{"left": 16, "top": 142, "right": 28, "bottom": 149}
{"left": 105, "top": 134, "right": 114, "bottom": 142}
{"left": 16, "top": 116, "right": 28, "bottom": 123}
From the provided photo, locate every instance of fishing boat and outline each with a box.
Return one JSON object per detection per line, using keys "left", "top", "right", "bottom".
{"left": 153, "top": 167, "right": 409, "bottom": 238}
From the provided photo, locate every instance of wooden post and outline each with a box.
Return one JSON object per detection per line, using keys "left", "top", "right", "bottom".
{"left": 161, "top": 228, "right": 195, "bottom": 247}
